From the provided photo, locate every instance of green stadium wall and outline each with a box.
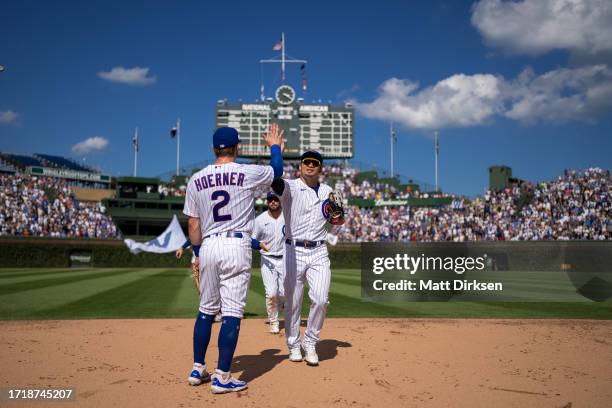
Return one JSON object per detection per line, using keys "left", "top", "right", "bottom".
{"left": 0, "top": 238, "right": 360, "bottom": 269}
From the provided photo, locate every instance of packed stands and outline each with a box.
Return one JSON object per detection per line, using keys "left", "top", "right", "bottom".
{"left": 0, "top": 151, "right": 609, "bottom": 242}
{"left": 0, "top": 174, "right": 118, "bottom": 238}
{"left": 332, "top": 167, "right": 611, "bottom": 242}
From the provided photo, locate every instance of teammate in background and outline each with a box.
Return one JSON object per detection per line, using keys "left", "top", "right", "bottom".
{"left": 252, "top": 192, "right": 285, "bottom": 334}
{"left": 183, "top": 124, "right": 284, "bottom": 393}
{"left": 271, "top": 150, "right": 344, "bottom": 366}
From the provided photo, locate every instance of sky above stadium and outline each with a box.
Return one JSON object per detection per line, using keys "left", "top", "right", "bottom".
{"left": 1, "top": 0, "right": 611, "bottom": 196}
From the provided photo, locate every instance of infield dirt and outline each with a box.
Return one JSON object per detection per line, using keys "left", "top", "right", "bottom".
{"left": 1, "top": 318, "right": 611, "bottom": 407}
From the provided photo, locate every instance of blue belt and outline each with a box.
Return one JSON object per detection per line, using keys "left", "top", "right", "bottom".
{"left": 285, "top": 238, "right": 325, "bottom": 248}
{"left": 203, "top": 231, "right": 244, "bottom": 240}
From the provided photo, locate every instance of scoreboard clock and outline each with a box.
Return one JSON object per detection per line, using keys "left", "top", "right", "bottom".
{"left": 215, "top": 85, "right": 354, "bottom": 159}
{"left": 275, "top": 85, "right": 296, "bottom": 105}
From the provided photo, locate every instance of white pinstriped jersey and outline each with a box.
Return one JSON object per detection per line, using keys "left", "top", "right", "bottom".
{"left": 253, "top": 210, "right": 285, "bottom": 256}
{"left": 278, "top": 178, "right": 333, "bottom": 241}
{"left": 183, "top": 162, "right": 274, "bottom": 238}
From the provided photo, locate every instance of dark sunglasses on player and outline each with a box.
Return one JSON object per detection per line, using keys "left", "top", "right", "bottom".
{"left": 301, "top": 158, "right": 321, "bottom": 167}
{"left": 266, "top": 197, "right": 280, "bottom": 202}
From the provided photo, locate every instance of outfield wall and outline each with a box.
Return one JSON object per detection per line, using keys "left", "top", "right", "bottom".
{"left": 0, "top": 238, "right": 360, "bottom": 269}
{"left": 1, "top": 238, "right": 610, "bottom": 272}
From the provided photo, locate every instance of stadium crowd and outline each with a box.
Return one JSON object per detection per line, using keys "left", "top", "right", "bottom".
{"left": 333, "top": 167, "right": 611, "bottom": 242}
{"left": 0, "top": 165, "right": 609, "bottom": 242}
{"left": 0, "top": 174, "right": 118, "bottom": 238}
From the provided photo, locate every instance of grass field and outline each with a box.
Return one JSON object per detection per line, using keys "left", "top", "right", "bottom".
{"left": 0, "top": 268, "right": 611, "bottom": 320}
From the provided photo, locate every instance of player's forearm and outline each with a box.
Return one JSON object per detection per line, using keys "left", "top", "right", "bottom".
{"left": 187, "top": 217, "right": 202, "bottom": 256}
{"left": 269, "top": 145, "right": 283, "bottom": 178}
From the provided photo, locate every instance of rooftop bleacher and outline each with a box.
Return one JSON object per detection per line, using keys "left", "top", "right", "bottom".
{"left": 34, "top": 153, "right": 96, "bottom": 173}
{"left": 0, "top": 161, "right": 16, "bottom": 173}
{"left": 0, "top": 153, "right": 44, "bottom": 169}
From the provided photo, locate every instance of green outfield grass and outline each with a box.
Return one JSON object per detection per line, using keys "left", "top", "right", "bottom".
{"left": 0, "top": 268, "right": 610, "bottom": 320}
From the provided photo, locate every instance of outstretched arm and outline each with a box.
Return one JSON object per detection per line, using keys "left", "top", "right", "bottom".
{"left": 263, "top": 123, "right": 285, "bottom": 179}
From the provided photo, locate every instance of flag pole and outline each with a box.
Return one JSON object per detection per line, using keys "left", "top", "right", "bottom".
{"left": 176, "top": 118, "right": 181, "bottom": 176}
{"left": 281, "top": 32, "right": 286, "bottom": 84}
{"left": 390, "top": 122, "right": 395, "bottom": 178}
{"left": 434, "top": 131, "right": 439, "bottom": 192}
{"left": 133, "top": 127, "right": 138, "bottom": 177}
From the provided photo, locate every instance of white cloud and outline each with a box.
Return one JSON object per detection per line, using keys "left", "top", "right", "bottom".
{"left": 505, "top": 64, "right": 612, "bottom": 122}
{"left": 354, "top": 65, "right": 612, "bottom": 129}
{"left": 97, "top": 66, "right": 157, "bottom": 86}
{"left": 337, "top": 84, "right": 361, "bottom": 99}
{"left": 354, "top": 75, "right": 504, "bottom": 128}
{"left": 0, "top": 110, "right": 19, "bottom": 124}
{"left": 71, "top": 136, "right": 109, "bottom": 155}
{"left": 471, "top": 0, "right": 612, "bottom": 56}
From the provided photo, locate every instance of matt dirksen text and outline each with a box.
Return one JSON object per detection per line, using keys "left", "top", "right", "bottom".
{"left": 372, "top": 279, "right": 503, "bottom": 291}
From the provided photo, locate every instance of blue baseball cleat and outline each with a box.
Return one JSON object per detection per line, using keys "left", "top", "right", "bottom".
{"left": 210, "top": 369, "right": 248, "bottom": 394}
{"left": 188, "top": 366, "right": 210, "bottom": 386}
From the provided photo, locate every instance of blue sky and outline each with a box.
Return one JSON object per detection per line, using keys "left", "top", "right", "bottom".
{"left": 1, "top": 0, "right": 611, "bottom": 196}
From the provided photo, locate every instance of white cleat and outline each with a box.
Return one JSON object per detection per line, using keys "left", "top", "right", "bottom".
{"left": 269, "top": 322, "right": 280, "bottom": 334}
{"left": 210, "top": 369, "right": 248, "bottom": 394}
{"left": 289, "top": 346, "right": 303, "bottom": 362}
{"left": 303, "top": 345, "right": 319, "bottom": 366}
{"left": 188, "top": 364, "right": 210, "bottom": 386}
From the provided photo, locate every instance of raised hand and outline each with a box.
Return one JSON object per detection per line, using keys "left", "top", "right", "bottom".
{"left": 263, "top": 123, "right": 285, "bottom": 152}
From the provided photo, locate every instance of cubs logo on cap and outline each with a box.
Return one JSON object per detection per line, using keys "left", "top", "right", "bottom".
{"left": 213, "top": 127, "right": 241, "bottom": 149}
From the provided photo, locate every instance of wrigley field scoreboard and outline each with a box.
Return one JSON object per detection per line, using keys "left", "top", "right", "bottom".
{"left": 215, "top": 85, "right": 354, "bottom": 159}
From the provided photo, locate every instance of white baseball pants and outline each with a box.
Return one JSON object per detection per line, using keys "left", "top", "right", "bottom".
{"left": 283, "top": 243, "right": 331, "bottom": 349}
{"left": 198, "top": 236, "right": 252, "bottom": 319}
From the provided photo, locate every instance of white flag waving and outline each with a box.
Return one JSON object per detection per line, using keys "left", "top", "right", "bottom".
{"left": 124, "top": 215, "right": 187, "bottom": 254}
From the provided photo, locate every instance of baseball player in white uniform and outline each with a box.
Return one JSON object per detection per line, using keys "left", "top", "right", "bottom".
{"left": 183, "top": 124, "right": 284, "bottom": 394}
{"left": 252, "top": 192, "right": 285, "bottom": 334}
{"left": 271, "top": 150, "right": 344, "bottom": 366}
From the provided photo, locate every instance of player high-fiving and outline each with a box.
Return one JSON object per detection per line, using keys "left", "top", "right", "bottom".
{"left": 183, "top": 124, "right": 283, "bottom": 394}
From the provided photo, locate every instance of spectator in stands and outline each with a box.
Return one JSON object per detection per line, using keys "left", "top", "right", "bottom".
{"left": 0, "top": 174, "right": 118, "bottom": 239}
{"left": 332, "top": 167, "right": 610, "bottom": 242}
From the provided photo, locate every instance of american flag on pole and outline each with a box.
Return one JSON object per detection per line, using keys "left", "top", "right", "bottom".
{"left": 273, "top": 38, "right": 282, "bottom": 51}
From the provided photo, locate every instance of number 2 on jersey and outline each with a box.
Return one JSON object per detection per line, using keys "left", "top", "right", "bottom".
{"left": 211, "top": 190, "right": 232, "bottom": 222}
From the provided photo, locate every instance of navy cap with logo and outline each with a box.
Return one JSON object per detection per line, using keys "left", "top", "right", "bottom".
{"left": 213, "top": 127, "right": 241, "bottom": 149}
{"left": 300, "top": 150, "right": 323, "bottom": 166}
{"left": 266, "top": 192, "right": 279, "bottom": 201}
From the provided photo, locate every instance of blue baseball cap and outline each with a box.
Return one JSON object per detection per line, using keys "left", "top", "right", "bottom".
{"left": 213, "top": 127, "right": 241, "bottom": 149}
{"left": 266, "top": 192, "right": 279, "bottom": 201}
